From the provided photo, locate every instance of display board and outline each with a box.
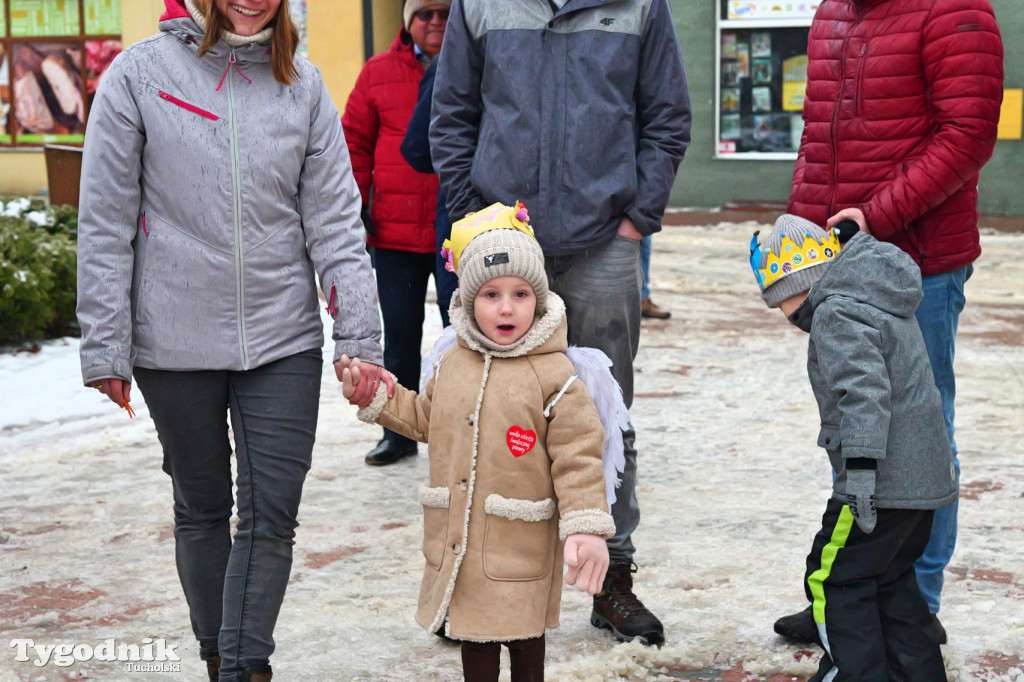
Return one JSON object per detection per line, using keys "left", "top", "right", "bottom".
{"left": 83, "top": 0, "right": 120, "bottom": 35}
{"left": 716, "top": 0, "right": 813, "bottom": 159}
{"left": 1, "top": 0, "right": 121, "bottom": 146}
{"left": 10, "top": 0, "right": 81, "bottom": 37}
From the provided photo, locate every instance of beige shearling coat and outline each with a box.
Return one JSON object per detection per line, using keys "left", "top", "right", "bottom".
{"left": 359, "top": 292, "right": 614, "bottom": 641}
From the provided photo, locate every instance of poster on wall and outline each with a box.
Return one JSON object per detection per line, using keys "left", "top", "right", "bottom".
{"left": 728, "top": 1, "right": 819, "bottom": 20}
{"left": 782, "top": 54, "right": 808, "bottom": 112}
{"left": 290, "top": 0, "right": 307, "bottom": 56}
{"left": 10, "top": 0, "right": 82, "bottom": 37}
{"left": 0, "top": 46, "right": 11, "bottom": 143}
{"left": 84, "top": 0, "right": 121, "bottom": 35}
{"left": 86, "top": 40, "right": 121, "bottom": 109}
{"left": 13, "top": 42, "right": 85, "bottom": 143}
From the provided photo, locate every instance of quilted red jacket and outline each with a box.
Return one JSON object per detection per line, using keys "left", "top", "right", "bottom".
{"left": 342, "top": 31, "right": 438, "bottom": 253}
{"left": 787, "top": 0, "right": 1003, "bottom": 276}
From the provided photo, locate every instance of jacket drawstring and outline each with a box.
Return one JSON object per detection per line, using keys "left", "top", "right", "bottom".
{"left": 325, "top": 283, "right": 338, "bottom": 316}
{"left": 216, "top": 51, "right": 252, "bottom": 92}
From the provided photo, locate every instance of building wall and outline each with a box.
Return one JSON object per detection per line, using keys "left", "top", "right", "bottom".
{"left": 668, "top": 0, "right": 1024, "bottom": 217}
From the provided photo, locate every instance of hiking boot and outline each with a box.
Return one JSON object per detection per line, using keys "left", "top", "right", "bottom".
{"left": 591, "top": 562, "right": 665, "bottom": 646}
{"left": 205, "top": 655, "right": 221, "bottom": 681}
{"left": 641, "top": 297, "right": 671, "bottom": 319}
{"left": 932, "top": 614, "right": 947, "bottom": 645}
{"left": 241, "top": 665, "right": 272, "bottom": 682}
{"left": 774, "top": 605, "right": 820, "bottom": 645}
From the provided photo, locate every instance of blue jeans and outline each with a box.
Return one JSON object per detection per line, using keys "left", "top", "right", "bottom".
{"left": 640, "top": 235, "right": 652, "bottom": 299}
{"left": 135, "top": 350, "right": 322, "bottom": 680}
{"left": 913, "top": 264, "right": 972, "bottom": 614}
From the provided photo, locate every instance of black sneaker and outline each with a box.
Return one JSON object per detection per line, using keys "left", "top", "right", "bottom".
{"left": 364, "top": 438, "right": 417, "bottom": 466}
{"left": 590, "top": 562, "right": 665, "bottom": 646}
{"left": 774, "top": 605, "right": 821, "bottom": 645}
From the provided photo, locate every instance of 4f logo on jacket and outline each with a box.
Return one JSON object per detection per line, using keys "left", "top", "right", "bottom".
{"left": 600, "top": 18, "right": 615, "bottom": 26}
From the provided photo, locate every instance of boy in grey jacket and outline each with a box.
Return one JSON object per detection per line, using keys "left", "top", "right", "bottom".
{"left": 750, "top": 214, "right": 957, "bottom": 682}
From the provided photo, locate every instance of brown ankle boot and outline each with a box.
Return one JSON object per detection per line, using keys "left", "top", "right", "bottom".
{"left": 591, "top": 562, "right": 665, "bottom": 646}
{"left": 205, "top": 655, "right": 221, "bottom": 681}
{"left": 641, "top": 297, "right": 671, "bottom": 319}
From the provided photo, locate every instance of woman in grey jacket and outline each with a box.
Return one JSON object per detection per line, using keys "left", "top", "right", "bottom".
{"left": 76, "top": 1, "right": 389, "bottom": 680}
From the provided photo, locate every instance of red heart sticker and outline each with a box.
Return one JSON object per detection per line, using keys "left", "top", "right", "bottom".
{"left": 506, "top": 426, "right": 537, "bottom": 457}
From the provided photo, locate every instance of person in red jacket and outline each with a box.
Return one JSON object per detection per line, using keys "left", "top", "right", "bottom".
{"left": 777, "top": 0, "right": 1004, "bottom": 652}
{"left": 342, "top": 0, "right": 450, "bottom": 465}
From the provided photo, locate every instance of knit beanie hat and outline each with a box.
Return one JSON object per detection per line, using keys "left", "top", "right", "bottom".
{"left": 403, "top": 0, "right": 452, "bottom": 29}
{"left": 751, "top": 214, "right": 841, "bottom": 308}
{"left": 457, "top": 227, "right": 549, "bottom": 319}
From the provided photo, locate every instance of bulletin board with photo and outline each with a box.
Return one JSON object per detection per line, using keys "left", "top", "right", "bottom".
{"left": 717, "top": 0, "right": 814, "bottom": 159}
{"left": 1, "top": 0, "right": 121, "bottom": 147}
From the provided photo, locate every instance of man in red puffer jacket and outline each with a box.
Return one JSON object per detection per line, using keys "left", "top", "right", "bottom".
{"left": 343, "top": 0, "right": 450, "bottom": 465}
{"left": 779, "top": 0, "right": 1004, "bottom": 661}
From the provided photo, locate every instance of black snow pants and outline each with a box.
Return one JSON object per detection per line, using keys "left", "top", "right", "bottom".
{"left": 806, "top": 498, "right": 946, "bottom": 682}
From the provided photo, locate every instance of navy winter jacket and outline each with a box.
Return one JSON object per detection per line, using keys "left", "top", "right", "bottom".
{"left": 430, "top": 0, "right": 691, "bottom": 256}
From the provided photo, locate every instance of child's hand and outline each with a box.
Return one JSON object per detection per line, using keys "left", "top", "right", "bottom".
{"left": 564, "top": 534, "right": 609, "bottom": 595}
{"left": 336, "top": 355, "right": 395, "bottom": 408}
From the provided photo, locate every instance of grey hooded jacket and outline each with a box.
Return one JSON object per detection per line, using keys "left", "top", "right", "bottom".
{"left": 77, "top": 16, "right": 382, "bottom": 385}
{"left": 429, "top": 0, "right": 691, "bottom": 256}
{"left": 791, "top": 232, "right": 957, "bottom": 510}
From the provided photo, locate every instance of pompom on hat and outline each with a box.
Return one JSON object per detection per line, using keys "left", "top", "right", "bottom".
{"left": 443, "top": 202, "right": 549, "bottom": 317}
{"left": 750, "top": 214, "right": 842, "bottom": 308}
{"left": 403, "top": 0, "right": 452, "bottom": 29}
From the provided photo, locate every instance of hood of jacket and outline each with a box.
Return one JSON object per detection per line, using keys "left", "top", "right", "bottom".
{"left": 796, "top": 232, "right": 922, "bottom": 332}
{"left": 450, "top": 290, "right": 567, "bottom": 358}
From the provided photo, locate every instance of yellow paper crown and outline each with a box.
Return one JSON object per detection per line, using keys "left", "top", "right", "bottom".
{"left": 441, "top": 202, "right": 535, "bottom": 275}
{"left": 749, "top": 227, "right": 842, "bottom": 291}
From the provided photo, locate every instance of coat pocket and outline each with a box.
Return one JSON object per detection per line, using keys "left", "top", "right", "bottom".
{"left": 817, "top": 424, "right": 841, "bottom": 452}
{"left": 419, "top": 486, "right": 450, "bottom": 571}
{"left": 158, "top": 91, "right": 219, "bottom": 121}
{"left": 482, "top": 494, "right": 556, "bottom": 582}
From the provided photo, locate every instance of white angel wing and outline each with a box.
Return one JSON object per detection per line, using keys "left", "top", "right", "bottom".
{"left": 564, "top": 346, "right": 631, "bottom": 508}
{"left": 419, "top": 325, "right": 459, "bottom": 392}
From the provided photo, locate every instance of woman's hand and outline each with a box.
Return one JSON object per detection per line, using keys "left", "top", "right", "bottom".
{"left": 564, "top": 533, "right": 610, "bottom": 595}
{"left": 335, "top": 355, "right": 395, "bottom": 408}
{"left": 91, "top": 378, "right": 131, "bottom": 408}
{"left": 826, "top": 207, "right": 870, "bottom": 234}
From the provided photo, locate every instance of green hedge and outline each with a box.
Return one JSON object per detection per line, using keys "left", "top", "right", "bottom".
{"left": 0, "top": 198, "right": 79, "bottom": 343}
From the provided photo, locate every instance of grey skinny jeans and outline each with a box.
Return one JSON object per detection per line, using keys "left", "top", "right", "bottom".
{"left": 546, "top": 235, "right": 642, "bottom": 563}
{"left": 134, "top": 349, "right": 321, "bottom": 681}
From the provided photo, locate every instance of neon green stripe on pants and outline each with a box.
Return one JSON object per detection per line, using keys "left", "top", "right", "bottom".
{"left": 807, "top": 506, "right": 856, "bottom": 624}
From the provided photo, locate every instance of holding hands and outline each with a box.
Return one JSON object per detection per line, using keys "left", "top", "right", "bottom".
{"left": 337, "top": 355, "right": 395, "bottom": 408}
{"left": 564, "top": 533, "right": 609, "bottom": 595}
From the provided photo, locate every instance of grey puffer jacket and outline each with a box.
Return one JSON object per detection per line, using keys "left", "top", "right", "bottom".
{"left": 77, "top": 16, "right": 381, "bottom": 385}
{"left": 791, "top": 232, "right": 957, "bottom": 510}
{"left": 430, "top": 0, "right": 691, "bottom": 256}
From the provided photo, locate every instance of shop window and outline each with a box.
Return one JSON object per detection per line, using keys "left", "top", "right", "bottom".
{"left": 1, "top": 0, "right": 121, "bottom": 147}
{"left": 716, "top": 1, "right": 816, "bottom": 160}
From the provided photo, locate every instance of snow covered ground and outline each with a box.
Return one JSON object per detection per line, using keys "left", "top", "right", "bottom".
{"left": 1, "top": 221, "right": 1022, "bottom": 681}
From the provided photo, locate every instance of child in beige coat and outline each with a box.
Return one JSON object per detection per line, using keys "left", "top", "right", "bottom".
{"left": 342, "top": 203, "right": 614, "bottom": 682}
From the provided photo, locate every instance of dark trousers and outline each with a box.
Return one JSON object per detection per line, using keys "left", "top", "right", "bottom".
{"left": 134, "top": 350, "right": 321, "bottom": 682}
{"left": 461, "top": 636, "right": 545, "bottom": 682}
{"left": 374, "top": 247, "right": 447, "bottom": 446}
{"left": 806, "top": 499, "right": 945, "bottom": 682}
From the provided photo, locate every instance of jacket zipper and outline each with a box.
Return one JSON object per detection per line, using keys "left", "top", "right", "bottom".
{"left": 158, "top": 91, "right": 219, "bottom": 121}
{"left": 829, "top": 7, "right": 863, "bottom": 217}
{"left": 854, "top": 43, "right": 867, "bottom": 117}
{"left": 226, "top": 48, "right": 250, "bottom": 370}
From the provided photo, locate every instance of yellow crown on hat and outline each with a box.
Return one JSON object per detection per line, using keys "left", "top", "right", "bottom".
{"left": 750, "top": 227, "right": 842, "bottom": 291}
{"left": 441, "top": 202, "right": 536, "bottom": 275}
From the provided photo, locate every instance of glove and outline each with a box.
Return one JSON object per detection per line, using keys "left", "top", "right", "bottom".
{"left": 846, "top": 467, "right": 877, "bottom": 534}
{"left": 360, "top": 206, "right": 376, "bottom": 236}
